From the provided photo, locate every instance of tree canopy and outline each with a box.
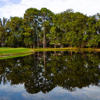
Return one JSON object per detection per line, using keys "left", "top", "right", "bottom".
{"left": 0, "top": 8, "right": 100, "bottom": 48}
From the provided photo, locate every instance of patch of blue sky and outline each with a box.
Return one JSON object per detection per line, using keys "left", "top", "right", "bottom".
{"left": 0, "top": 0, "right": 21, "bottom": 8}
{"left": 10, "top": 0, "right": 21, "bottom": 4}
{"left": 0, "top": 1, "right": 6, "bottom": 7}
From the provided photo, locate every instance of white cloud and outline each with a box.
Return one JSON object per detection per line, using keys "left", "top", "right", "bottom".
{"left": 0, "top": 0, "right": 100, "bottom": 18}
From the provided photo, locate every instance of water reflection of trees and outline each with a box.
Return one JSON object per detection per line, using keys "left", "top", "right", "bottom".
{"left": 0, "top": 52, "right": 100, "bottom": 93}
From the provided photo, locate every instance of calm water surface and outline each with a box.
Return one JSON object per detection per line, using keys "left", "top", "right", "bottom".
{"left": 0, "top": 51, "right": 100, "bottom": 100}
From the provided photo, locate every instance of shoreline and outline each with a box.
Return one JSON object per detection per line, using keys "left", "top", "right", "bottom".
{"left": 33, "top": 47, "right": 100, "bottom": 52}
{"left": 0, "top": 47, "right": 100, "bottom": 60}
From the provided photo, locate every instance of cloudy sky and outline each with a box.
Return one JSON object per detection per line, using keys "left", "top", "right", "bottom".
{"left": 0, "top": 0, "right": 100, "bottom": 18}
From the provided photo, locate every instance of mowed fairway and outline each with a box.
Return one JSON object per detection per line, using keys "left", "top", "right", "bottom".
{"left": 0, "top": 48, "right": 34, "bottom": 59}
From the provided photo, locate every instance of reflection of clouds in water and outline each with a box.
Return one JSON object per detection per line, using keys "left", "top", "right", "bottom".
{"left": 0, "top": 97, "right": 10, "bottom": 100}
{"left": 22, "top": 87, "right": 74, "bottom": 100}
{"left": 0, "top": 84, "right": 100, "bottom": 100}
{"left": 22, "top": 86, "right": 100, "bottom": 100}
{"left": 0, "top": 83, "right": 25, "bottom": 93}
{"left": 0, "top": 83, "right": 26, "bottom": 100}
{"left": 71, "top": 86, "right": 100, "bottom": 100}
{"left": 22, "top": 87, "right": 79, "bottom": 100}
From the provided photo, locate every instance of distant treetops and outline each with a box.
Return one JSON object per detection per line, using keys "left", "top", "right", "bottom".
{"left": 0, "top": 8, "right": 100, "bottom": 48}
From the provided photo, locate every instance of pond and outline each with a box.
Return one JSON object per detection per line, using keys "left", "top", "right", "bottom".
{"left": 0, "top": 51, "right": 100, "bottom": 100}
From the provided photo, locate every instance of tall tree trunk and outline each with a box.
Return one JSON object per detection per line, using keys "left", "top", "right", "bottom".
{"left": 37, "top": 29, "right": 39, "bottom": 48}
{"left": 43, "top": 27, "right": 46, "bottom": 48}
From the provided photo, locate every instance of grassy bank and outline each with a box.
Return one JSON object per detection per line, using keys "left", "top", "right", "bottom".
{"left": 1, "top": 47, "right": 100, "bottom": 60}
{"left": 34, "top": 47, "right": 98, "bottom": 52}
{"left": 0, "top": 48, "right": 34, "bottom": 59}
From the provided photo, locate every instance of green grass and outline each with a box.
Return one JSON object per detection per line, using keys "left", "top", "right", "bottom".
{"left": 0, "top": 48, "right": 32, "bottom": 53}
{"left": 1, "top": 47, "right": 100, "bottom": 60}
{"left": 0, "top": 48, "right": 34, "bottom": 60}
{"left": 33, "top": 47, "right": 97, "bottom": 52}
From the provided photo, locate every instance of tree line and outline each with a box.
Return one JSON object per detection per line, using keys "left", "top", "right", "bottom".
{"left": 0, "top": 8, "right": 100, "bottom": 48}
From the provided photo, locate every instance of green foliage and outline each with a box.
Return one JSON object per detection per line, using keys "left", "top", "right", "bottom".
{"left": 0, "top": 48, "right": 33, "bottom": 59}
{"left": 0, "top": 8, "right": 100, "bottom": 48}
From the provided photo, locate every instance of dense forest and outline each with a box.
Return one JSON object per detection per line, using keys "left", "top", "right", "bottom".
{"left": 0, "top": 8, "right": 100, "bottom": 48}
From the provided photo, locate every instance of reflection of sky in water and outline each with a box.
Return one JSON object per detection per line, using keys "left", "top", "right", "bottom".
{"left": 0, "top": 83, "right": 100, "bottom": 100}
{"left": 0, "top": 52, "right": 100, "bottom": 100}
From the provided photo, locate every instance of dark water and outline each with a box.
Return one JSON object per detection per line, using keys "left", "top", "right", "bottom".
{"left": 0, "top": 51, "right": 100, "bottom": 100}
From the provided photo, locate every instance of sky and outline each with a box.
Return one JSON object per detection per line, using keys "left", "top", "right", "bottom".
{"left": 0, "top": 0, "right": 100, "bottom": 18}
